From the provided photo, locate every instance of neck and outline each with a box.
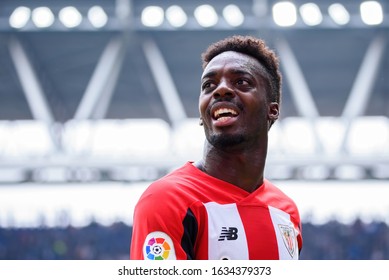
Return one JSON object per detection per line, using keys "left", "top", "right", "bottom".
{"left": 196, "top": 139, "right": 268, "bottom": 193}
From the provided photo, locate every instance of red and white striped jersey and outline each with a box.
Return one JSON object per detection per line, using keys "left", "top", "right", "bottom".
{"left": 130, "top": 162, "right": 303, "bottom": 260}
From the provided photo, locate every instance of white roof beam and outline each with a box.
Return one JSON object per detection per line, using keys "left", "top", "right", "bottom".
{"left": 74, "top": 35, "right": 127, "bottom": 120}
{"left": 275, "top": 37, "right": 324, "bottom": 153}
{"left": 276, "top": 37, "right": 320, "bottom": 119}
{"left": 340, "top": 35, "right": 386, "bottom": 153}
{"left": 8, "top": 37, "right": 54, "bottom": 124}
{"left": 342, "top": 35, "right": 386, "bottom": 119}
{"left": 142, "top": 38, "right": 187, "bottom": 127}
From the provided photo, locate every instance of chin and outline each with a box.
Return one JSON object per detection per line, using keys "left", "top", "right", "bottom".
{"left": 208, "top": 133, "right": 246, "bottom": 149}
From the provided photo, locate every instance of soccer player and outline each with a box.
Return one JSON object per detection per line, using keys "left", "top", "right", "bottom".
{"left": 130, "top": 35, "right": 303, "bottom": 260}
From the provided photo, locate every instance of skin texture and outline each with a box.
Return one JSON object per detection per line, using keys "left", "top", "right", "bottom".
{"left": 196, "top": 51, "right": 279, "bottom": 193}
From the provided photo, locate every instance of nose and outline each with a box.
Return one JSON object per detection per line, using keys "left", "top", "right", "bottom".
{"left": 213, "top": 80, "right": 235, "bottom": 99}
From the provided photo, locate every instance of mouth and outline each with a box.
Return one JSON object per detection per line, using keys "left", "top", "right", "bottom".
{"left": 210, "top": 103, "right": 241, "bottom": 126}
{"left": 213, "top": 108, "right": 239, "bottom": 121}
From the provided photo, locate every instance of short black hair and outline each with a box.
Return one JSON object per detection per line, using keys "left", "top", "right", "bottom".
{"left": 201, "top": 35, "right": 282, "bottom": 106}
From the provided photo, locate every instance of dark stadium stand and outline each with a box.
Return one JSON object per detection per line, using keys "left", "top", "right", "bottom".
{"left": 1, "top": 220, "right": 389, "bottom": 260}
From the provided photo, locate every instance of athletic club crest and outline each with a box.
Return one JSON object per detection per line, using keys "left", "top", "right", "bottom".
{"left": 278, "top": 224, "right": 296, "bottom": 258}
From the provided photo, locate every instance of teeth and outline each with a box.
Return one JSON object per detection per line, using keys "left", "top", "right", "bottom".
{"left": 214, "top": 108, "right": 238, "bottom": 119}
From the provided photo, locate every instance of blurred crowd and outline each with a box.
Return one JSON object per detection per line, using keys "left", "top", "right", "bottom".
{"left": 0, "top": 222, "right": 130, "bottom": 260}
{"left": 301, "top": 219, "right": 389, "bottom": 259}
{"left": 0, "top": 219, "right": 388, "bottom": 260}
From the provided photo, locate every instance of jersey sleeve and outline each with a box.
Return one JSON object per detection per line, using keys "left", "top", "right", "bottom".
{"left": 130, "top": 181, "right": 195, "bottom": 260}
{"left": 293, "top": 211, "right": 303, "bottom": 254}
{"left": 286, "top": 197, "right": 303, "bottom": 255}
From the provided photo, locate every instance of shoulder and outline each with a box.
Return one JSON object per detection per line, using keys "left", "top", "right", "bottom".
{"left": 263, "top": 179, "right": 294, "bottom": 200}
{"left": 135, "top": 163, "right": 201, "bottom": 212}
{"left": 262, "top": 179, "right": 300, "bottom": 216}
{"left": 142, "top": 163, "right": 197, "bottom": 196}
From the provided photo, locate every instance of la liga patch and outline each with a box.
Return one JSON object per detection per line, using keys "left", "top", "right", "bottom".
{"left": 143, "top": 231, "right": 176, "bottom": 260}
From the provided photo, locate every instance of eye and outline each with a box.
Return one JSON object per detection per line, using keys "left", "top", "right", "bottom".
{"left": 202, "top": 82, "right": 210, "bottom": 89}
{"left": 202, "top": 81, "right": 215, "bottom": 91}
{"left": 236, "top": 79, "right": 248, "bottom": 85}
{"left": 236, "top": 78, "right": 251, "bottom": 88}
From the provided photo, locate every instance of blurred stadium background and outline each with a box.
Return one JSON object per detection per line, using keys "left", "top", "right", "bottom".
{"left": 0, "top": 0, "right": 388, "bottom": 259}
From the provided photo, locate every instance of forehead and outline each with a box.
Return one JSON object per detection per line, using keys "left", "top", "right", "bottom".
{"left": 202, "top": 51, "right": 263, "bottom": 78}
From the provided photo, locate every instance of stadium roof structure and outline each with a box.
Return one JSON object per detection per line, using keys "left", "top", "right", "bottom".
{"left": 0, "top": 0, "right": 388, "bottom": 182}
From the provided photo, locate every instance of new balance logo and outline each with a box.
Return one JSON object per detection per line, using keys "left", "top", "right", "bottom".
{"left": 218, "top": 227, "right": 238, "bottom": 241}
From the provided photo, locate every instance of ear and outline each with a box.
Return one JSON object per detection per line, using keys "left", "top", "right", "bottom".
{"left": 268, "top": 102, "right": 279, "bottom": 129}
{"left": 199, "top": 117, "right": 203, "bottom": 126}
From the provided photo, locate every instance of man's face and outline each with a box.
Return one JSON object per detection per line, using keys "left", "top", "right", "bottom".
{"left": 199, "top": 51, "right": 278, "bottom": 149}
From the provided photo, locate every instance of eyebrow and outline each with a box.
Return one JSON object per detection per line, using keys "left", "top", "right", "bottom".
{"left": 201, "top": 69, "right": 254, "bottom": 81}
{"left": 201, "top": 70, "right": 217, "bottom": 81}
